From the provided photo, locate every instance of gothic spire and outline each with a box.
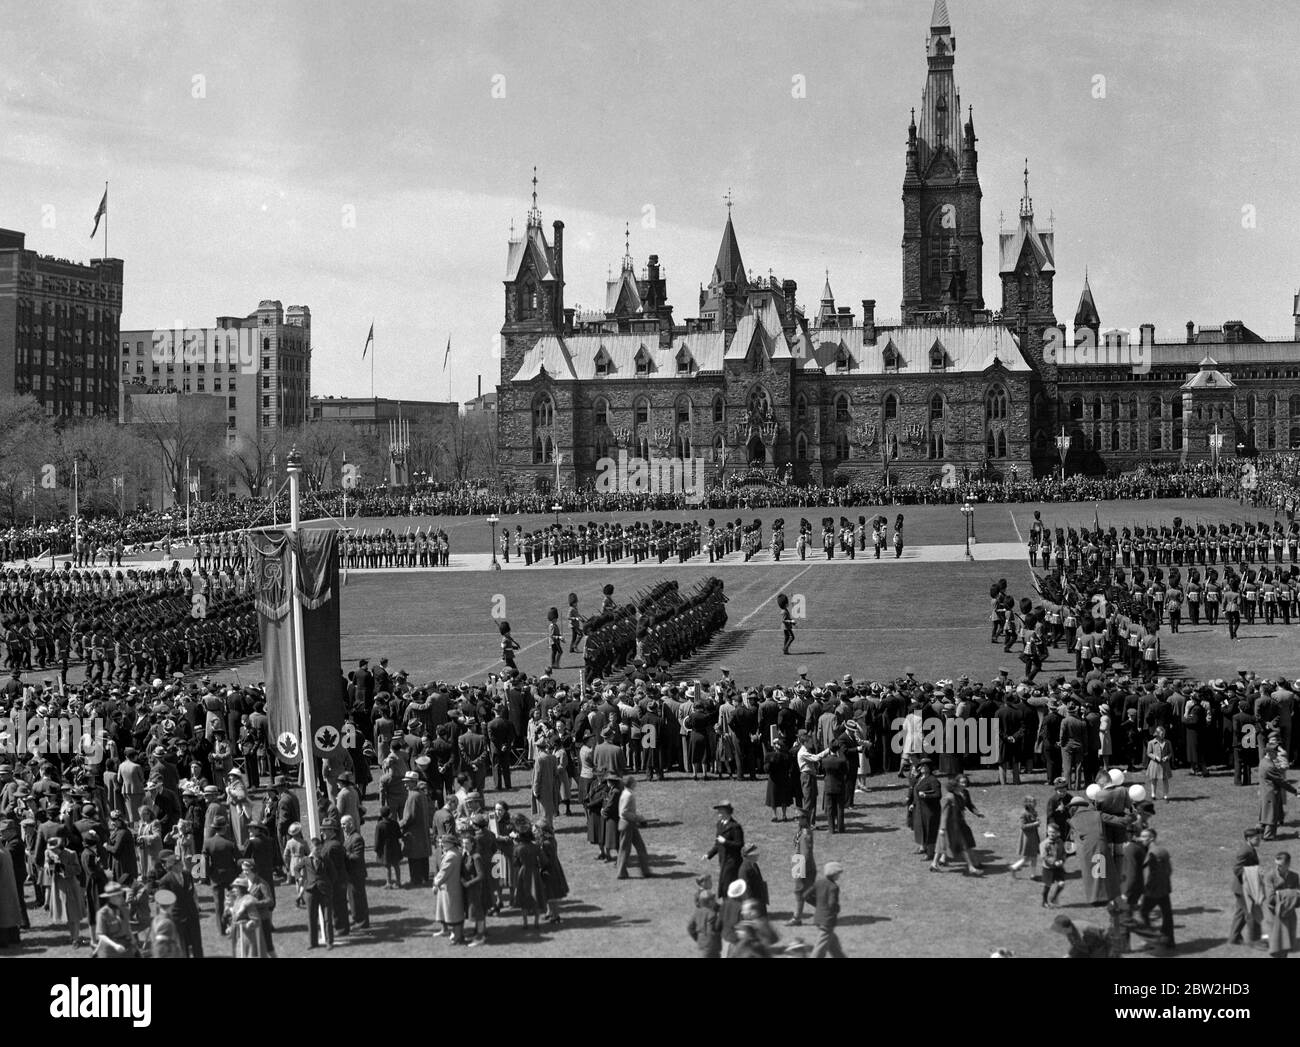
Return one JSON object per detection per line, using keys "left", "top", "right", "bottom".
{"left": 527, "top": 166, "right": 542, "bottom": 229}
{"left": 1019, "top": 159, "right": 1033, "bottom": 220}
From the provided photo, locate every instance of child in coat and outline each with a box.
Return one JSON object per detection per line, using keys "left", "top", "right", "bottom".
{"left": 373, "top": 806, "right": 403, "bottom": 889}
{"left": 281, "top": 823, "right": 308, "bottom": 906}
{"left": 1009, "top": 796, "right": 1041, "bottom": 879}
{"left": 687, "top": 890, "right": 722, "bottom": 958}
{"left": 1040, "top": 823, "right": 1067, "bottom": 907}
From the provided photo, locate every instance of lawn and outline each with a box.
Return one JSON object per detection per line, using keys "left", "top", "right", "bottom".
{"left": 16, "top": 496, "right": 1298, "bottom": 959}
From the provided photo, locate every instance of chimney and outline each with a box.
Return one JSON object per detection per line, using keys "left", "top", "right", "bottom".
{"left": 477, "top": 374, "right": 482, "bottom": 400}
{"left": 862, "top": 299, "right": 877, "bottom": 344}
{"left": 647, "top": 254, "right": 660, "bottom": 283}
{"left": 552, "top": 220, "right": 565, "bottom": 326}
{"left": 563, "top": 308, "right": 574, "bottom": 333}
{"left": 782, "top": 280, "right": 797, "bottom": 325}
{"left": 1139, "top": 323, "right": 1155, "bottom": 348}
{"left": 1186, "top": 321, "right": 1195, "bottom": 344}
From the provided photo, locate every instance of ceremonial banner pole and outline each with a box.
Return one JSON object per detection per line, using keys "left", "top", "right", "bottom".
{"left": 287, "top": 448, "right": 322, "bottom": 841}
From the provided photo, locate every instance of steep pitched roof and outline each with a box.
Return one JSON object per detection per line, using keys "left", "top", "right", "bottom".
{"left": 511, "top": 331, "right": 727, "bottom": 383}
{"left": 1181, "top": 355, "right": 1235, "bottom": 390}
{"left": 1074, "top": 275, "right": 1099, "bottom": 327}
{"left": 998, "top": 216, "right": 1055, "bottom": 275}
{"left": 504, "top": 226, "right": 556, "bottom": 283}
{"left": 799, "top": 324, "right": 1032, "bottom": 375}
{"left": 712, "top": 214, "right": 746, "bottom": 288}
{"left": 931, "top": 0, "right": 951, "bottom": 29}
{"left": 605, "top": 268, "right": 642, "bottom": 314}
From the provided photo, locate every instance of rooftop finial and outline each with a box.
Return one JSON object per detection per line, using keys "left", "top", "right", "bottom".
{"left": 527, "top": 165, "right": 541, "bottom": 228}
{"left": 724, "top": 187, "right": 734, "bottom": 216}
{"left": 621, "top": 221, "right": 634, "bottom": 274}
{"left": 1019, "top": 158, "right": 1033, "bottom": 220}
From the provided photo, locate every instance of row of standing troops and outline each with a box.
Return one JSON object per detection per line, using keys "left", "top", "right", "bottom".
{"left": 1030, "top": 518, "right": 1300, "bottom": 572}
{"left": 341, "top": 528, "right": 451, "bottom": 568}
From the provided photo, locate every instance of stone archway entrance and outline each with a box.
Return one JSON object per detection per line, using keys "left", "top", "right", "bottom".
{"left": 747, "top": 434, "right": 765, "bottom": 466}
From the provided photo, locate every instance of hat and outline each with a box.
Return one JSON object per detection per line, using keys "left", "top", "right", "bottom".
{"left": 603, "top": 773, "right": 622, "bottom": 783}
{"left": 337, "top": 771, "right": 355, "bottom": 783}
{"left": 1066, "top": 796, "right": 1089, "bottom": 807}
{"left": 402, "top": 771, "right": 420, "bottom": 782}
{"left": 240, "top": 859, "right": 256, "bottom": 870}
{"left": 726, "top": 880, "right": 747, "bottom": 899}
{"left": 1051, "top": 777, "right": 1068, "bottom": 788}
{"left": 741, "top": 843, "right": 758, "bottom": 857}
{"left": 824, "top": 861, "right": 844, "bottom": 877}
{"left": 288, "top": 822, "right": 302, "bottom": 836}
{"left": 712, "top": 801, "right": 733, "bottom": 811}
{"left": 273, "top": 775, "right": 290, "bottom": 786}
{"left": 101, "top": 881, "right": 126, "bottom": 898}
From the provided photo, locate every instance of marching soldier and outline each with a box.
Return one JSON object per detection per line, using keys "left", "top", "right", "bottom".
{"left": 893, "top": 514, "right": 905, "bottom": 559}
{"left": 567, "top": 593, "right": 584, "bottom": 653}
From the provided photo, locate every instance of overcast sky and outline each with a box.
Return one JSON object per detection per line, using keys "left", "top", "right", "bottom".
{"left": 3, "top": 0, "right": 1296, "bottom": 404}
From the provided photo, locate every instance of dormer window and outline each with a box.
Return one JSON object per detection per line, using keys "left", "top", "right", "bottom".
{"left": 594, "top": 346, "right": 611, "bottom": 376}
{"left": 835, "top": 348, "right": 850, "bottom": 373}
{"left": 676, "top": 346, "right": 693, "bottom": 374}
{"left": 929, "top": 342, "right": 947, "bottom": 371}
{"left": 882, "top": 343, "right": 901, "bottom": 372}
{"left": 635, "top": 346, "right": 650, "bottom": 376}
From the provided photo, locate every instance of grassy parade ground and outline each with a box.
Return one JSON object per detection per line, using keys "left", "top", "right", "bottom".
{"left": 19, "top": 498, "right": 1291, "bottom": 959}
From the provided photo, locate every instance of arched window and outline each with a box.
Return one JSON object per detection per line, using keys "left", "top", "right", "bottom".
{"left": 928, "top": 432, "right": 945, "bottom": 460}
{"left": 1069, "top": 396, "right": 1083, "bottom": 422}
{"left": 796, "top": 432, "right": 808, "bottom": 460}
{"left": 1267, "top": 427, "right": 1277, "bottom": 450}
{"left": 929, "top": 392, "right": 945, "bottom": 422}
{"left": 1290, "top": 395, "right": 1300, "bottom": 418}
{"left": 1110, "top": 395, "right": 1120, "bottom": 421}
{"left": 1291, "top": 428, "right": 1300, "bottom": 450}
{"left": 997, "top": 431, "right": 1007, "bottom": 458}
{"left": 835, "top": 393, "right": 851, "bottom": 423}
{"left": 1110, "top": 425, "right": 1119, "bottom": 451}
{"left": 712, "top": 395, "right": 724, "bottom": 423}
{"left": 532, "top": 396, "right": 554, "bottom": 430}
{"left": 985, "top": 387, "right": 1007, "bottom": 421}
{"left": 1246, "top": 393, "right": 1256, "bottom": 421}
{"left": 883, "top": 393, "right": 898, "bottom": 421}
{"left": 594, "top": 429, "right": 610, "bottom": 460}
{"left": 747, "top": 386, "right": 771, "bottom": 420}
{"left": 1149, "top": 423, "right": 1162, "bottom": 451}
{"left": 1172, "top": 397, "right": 1183, "bottom": 421}
{"left": 835, "top": 431, "right": 849, "bottom": 459}
{"left": 796, "top": 394, "right": 807, "bottom": 421}
{"left": 675, "top": 397, "right": 692, "bottom": 426}
{"left": 1172, "top": 425, "right": 1183, "bottom": 451}
{"left": 1269, "top": 394, "right": 1277, "bottom": 418}
{"left": 1148, "top": 395, "right": 1161, "bottom": 420}
{"left": 634, "top": 398, "right": 649, "bottom": 425}
{"left": 986, "top": 429, "right": 996, "bottom": 458}
{"left": 1128, "top": 395, "right": 1138, "bottom": 420}
{"left": 712, "top": 434, "right": 725, "bottom": 462}
{"left": 594, "top": 398, "right": 609, "bottom": 427}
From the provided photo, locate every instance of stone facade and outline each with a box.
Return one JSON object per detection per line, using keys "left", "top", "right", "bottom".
{"left": 496, "top": 1, "right": 1300, "bottom": 490}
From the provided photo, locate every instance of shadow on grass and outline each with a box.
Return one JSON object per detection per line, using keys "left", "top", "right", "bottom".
{"left": 481, "top": 913, "right": 651, "bottom": 944}
{"left": 837, "top": 913, "right": 891, "bottom": 927}
{"left": 345, "top": 915, "right": 433, "bottom": 944}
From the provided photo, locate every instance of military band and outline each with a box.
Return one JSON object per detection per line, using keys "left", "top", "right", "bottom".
{"left": 339, "top": 527, "right": 450, "bottom": 569}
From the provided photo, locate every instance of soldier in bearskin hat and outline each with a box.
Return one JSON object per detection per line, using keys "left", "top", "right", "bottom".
{"left": 893, "top": 514, "right": 905, "bottom": 559}
{"left": 772, "top": 519, "right": 785, "bottom": 562}
{"left": 797, "top": 519, "right": 809, "bottom": 561}
{"left": 547, "top": 607, "right": 563, "bottom": 669}
{"left": 777, "top": 594, "right": 795, "bottom": 656}
{"left": 499, "top": 620, "right": 520, "bottom": 671}
{"left": 567, "top": 593, "right": 584, "bottom": 653}
{"left": 601, "top": 583, "right": 616, "bottom": 614}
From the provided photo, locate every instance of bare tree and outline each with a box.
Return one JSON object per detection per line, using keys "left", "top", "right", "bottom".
{"left": 60, "top": 418, "right": 147, "bottom": 516}
{"left": 125, "top": 393, "right": 226, "bottom": 505}
{"left": 225, "top": 426, "right": 291, "bottom": 499}
{"left": 0, "top": 395, "right": 55, "bottom": 522}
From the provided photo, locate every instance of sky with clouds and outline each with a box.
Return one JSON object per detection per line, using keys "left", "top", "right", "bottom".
{"left": 2, "top": 0, "right": 1296, "bottom": 405}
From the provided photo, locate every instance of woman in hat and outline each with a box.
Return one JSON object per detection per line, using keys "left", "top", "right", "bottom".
{"left": 459, "top": 828, "right": 488, "bottom": 947}
{"left": 227, "top": 877, "right": 268, "bottom": 958}
{"left": 92, "top": 881, "right": 138, "bottom": 958}
{"left": 432, "top": 832, "right": 467, "bottom": 944}
{"left": 149, "top": 888, "right": 185, "bottom": 959}
{"left": 511, "top": 818, "right": 548, "bottom": 929}
{"left": 44, "top": 837, "right": 86, "bottom": 946}
{"left": 763, "top": 736, "right": 794, "bottom": 822}
{"left": 599, "top": 774, "right": 622, "bottom": 862}
{"left": 1145, "top": 725, "right": 1173, "bottom": 801}
{"left": 931, "top": 777, "right": 983, "bottom": 876}
{"left": 134, "top": 804, "right": 164, "bottom": 880}
{"left": 0, "top": 832, "right": 21, "bottom": 948}
{"left": 489, "top": 801, "right": 516, "bottom": 911}
{"left": 536, "top": 821, "right": 568, "bottom": 924}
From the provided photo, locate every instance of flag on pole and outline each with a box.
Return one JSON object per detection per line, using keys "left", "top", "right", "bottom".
{"left": 362, "top": 322, "right": 374, "bottom": 359}
{"left": 91, "top": 188, "right": 107, "bottom": 238}
{"left": 442, "top": 335, "right": 451, "bottom": 372}
{"left": 247, "top": 528, "right": 346, "bottom": 765}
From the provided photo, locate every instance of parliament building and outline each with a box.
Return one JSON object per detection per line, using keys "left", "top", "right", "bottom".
{"left": 496, "top": 1, "right": 1300, "bottom": 490}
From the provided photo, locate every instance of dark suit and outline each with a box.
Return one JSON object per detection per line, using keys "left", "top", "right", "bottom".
{"left": 821, "top": 754, "right": 850, "bottom": 833}
{"left": 300, "top": 852, "right": 335, "bottom": 947}
{"left": 320, "top": 835, "right": 350, "bottom": 935}
{"left": 706, "top": 818, "right": 744, "bottom": 898}
{"left": 202, "top": 833, "right": 239, "bottom": 934}
{"left": 157, "top": 865, "right": 204, "bottom": 957}
{"left": 801, "top": 876, "right": 844, "bottom": 958}
{"left": 1229, "top": 842, "right": 1260, "bottom": 943}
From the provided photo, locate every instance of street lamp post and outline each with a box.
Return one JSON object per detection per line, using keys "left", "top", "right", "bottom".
{"left": 552, "top": 502, "right": 562, "bottom": 529}
{"left": 1209, "top": 423, "right": 1223, "bottom": 475}
{"left": 1055, "top": 426, "right": 1072, "bottom": 481}
{"left": 487, "top": 513, "right": 500, "bottom": 571}
{"left": 47, "top": 526, "right": 58, "bottom": 569}
{"left": 960, "top": 496, "right": 975, "bottom": 561}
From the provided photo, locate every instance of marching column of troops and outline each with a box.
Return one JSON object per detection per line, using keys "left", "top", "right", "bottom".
{"left": 1, "top": 565, "right": 259, "bottom": 685}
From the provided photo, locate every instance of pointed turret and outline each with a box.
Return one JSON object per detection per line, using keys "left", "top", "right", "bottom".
{"left": 712, "top": 212, "right": 746, "bottom": 288}
{"left": 1074, "top": 271, "right": 1100, "bottom": 331}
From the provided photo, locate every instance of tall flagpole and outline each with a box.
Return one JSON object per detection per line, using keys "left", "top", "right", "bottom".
{"left": 371, "top": 328, "right": 375, "bottom": 401}
{"left": 286, "top": 447, "right": 321, "bottom": 840}
{"left": 103, "top": 181, "right": 108, "bottom": 262}
{"left": 73, "top": 459, "right": 80, "bottom": 551}
{"left": 185, "top": 455, "right": 191, "bottom": 540}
